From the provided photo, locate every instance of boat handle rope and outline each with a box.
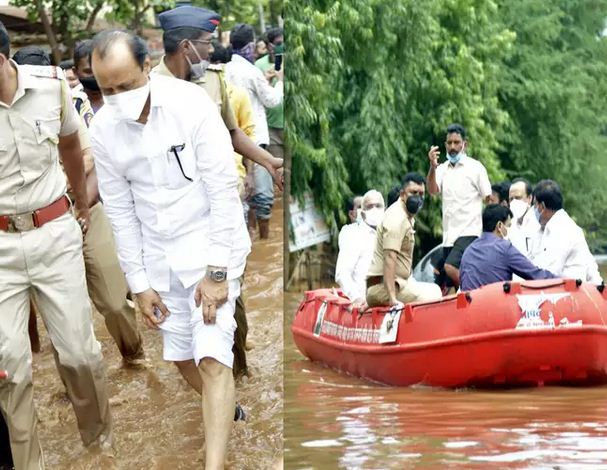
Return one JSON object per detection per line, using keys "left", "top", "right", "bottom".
{"left": 503, "top": 279, "right": 582, "bottom": 293}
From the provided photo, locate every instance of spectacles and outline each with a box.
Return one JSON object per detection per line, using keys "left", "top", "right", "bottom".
{"left": 169, "top": 143, "right": 192, "bottom": 181}
{"left": 189, "top": 39, "right": 212, "bottom": 46}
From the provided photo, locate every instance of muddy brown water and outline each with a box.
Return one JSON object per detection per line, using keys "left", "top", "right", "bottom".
{"left": 284, "top": 264, "right": 607, "bottom": 469}
{"left": 32, "top": 202, "right": 283, "bottom": 469}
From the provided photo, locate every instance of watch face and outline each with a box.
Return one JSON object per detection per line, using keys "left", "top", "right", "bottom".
{"left": 210, "top": 270, "right": 227, "bottom": 281}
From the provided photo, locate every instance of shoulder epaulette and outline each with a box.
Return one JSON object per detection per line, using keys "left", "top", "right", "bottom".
{"left": 27, "top": 65, "right": 65, "bottom": 80}
{"left": 207, "top": 63, "right": 224, "bottom": 72}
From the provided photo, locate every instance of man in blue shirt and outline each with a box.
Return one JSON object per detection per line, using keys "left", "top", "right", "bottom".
{"left": 460, "top": 204, "right": 555, "bottom": 291}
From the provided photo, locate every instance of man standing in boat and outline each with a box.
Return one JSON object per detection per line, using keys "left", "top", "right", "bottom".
{"left": 427, "top": 123, "right": 492, "bottom": 289}
{"left": 366, "top": 173, "right": 442, "bottom": 307}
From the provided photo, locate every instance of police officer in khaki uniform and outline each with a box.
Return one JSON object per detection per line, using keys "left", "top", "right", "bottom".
{"left": 366, "top": 173, "right": 442, "bottom": 307}
{"left": 0, "top": 21, "right": 112, "bottom": 468}
{"left": 13, "top": 47, "right": 145, "bottom": 365}
{"left": 153, "top": 6, "right": 280, "bottom": 379}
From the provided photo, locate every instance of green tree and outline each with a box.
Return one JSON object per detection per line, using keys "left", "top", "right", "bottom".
{"left": 288, "top": 0, "right": 607, "bottom": 259}
{"left": 11, "top": 0, "right": 107, "bottom": 63}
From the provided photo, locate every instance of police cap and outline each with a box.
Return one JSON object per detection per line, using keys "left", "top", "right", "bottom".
{"left": 158, "top": 6, "right": 221, "bottom": 33}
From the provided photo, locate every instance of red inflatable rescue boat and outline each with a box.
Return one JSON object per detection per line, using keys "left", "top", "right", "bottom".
{"left": 291, "top": 279, "right": 607, "bottom": 388}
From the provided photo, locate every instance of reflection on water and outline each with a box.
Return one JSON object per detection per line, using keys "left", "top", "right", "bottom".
{"left": 284, "top": 262, "right": 607, "bottom": 469}
{"left": 35, "top": 202, "right": 283, "bottom": 469}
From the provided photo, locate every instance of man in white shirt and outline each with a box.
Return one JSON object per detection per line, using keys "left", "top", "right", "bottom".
{"left": 225, "top": 23, "right": 283, "bottom": 239}
{"left": 335, "top": 190, "right": 385, "bottom": 307}
{"left": 508, "top": 177, "right": 540, "bottom": 257}
{"left": 89, "top": 30, "right": 250, "bottom": 468}
{"left": 427, "top": 123, "right": 492, "bottom": 289}
{"left": 529, "top": 179, "right": 602, "bottom": 284}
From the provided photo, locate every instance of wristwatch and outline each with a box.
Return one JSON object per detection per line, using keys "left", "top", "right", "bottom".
{"left": 206, "top": 269, "right": 227, "bottom": 282}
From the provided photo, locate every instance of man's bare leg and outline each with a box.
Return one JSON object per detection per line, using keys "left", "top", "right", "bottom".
{"left": 199, "top": 357, "right": 234, "bottom": 470}
{"left": 444, "top": 263, "right": 460, "bottom": 290}
{"left": 174, "top": 359, "right": 202, "bottom": 395}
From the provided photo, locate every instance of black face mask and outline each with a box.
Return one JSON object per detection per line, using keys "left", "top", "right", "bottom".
{"left": 79, "top": 75, "right": 100, "bottom": 92}
{"left": 405, "top": 195, "right": 424, "bottom": 215}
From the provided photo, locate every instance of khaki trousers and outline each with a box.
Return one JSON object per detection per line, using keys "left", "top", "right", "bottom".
{"left": 366, "top": 277, "right": 442, "bottom": 307}
{"left": 0, "top": 213, "right": 112, "bottom": 470}
{"left": 84, "top": 202, "right": 142, "bottom": 359}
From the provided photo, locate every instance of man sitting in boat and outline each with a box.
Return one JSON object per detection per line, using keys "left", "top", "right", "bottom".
{"left": 366, "top": 172, "right": 442, "bottom": 307}
{"left": 335, "top": 190, "right": 385, "bottom": 308}
{"left": 508, "top": 177, "right": 540, "bottom": 258}
{"left": 459, "top": 204, "right": 555, "bottom": 291}
{"left": 528, "top": 179, "right": 602, "bottom": 284}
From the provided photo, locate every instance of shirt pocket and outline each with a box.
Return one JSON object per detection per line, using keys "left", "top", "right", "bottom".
{"left": 164, "top": 142, "right": 197, "bottom": 190}
{"left": 17, "top": 114, "right": 60, "bottom": 180}
{"left": 400, "top": 228, "right": 415, "bottom": 253}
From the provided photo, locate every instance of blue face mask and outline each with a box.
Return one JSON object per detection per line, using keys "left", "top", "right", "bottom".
{"left": 534, "top": 205, "right": 542, "bottom": 223}
{"left": 447, "top": 153, "right": 461, "bottom": 165}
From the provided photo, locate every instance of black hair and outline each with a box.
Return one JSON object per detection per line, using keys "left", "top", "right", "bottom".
{"left": 59, "top": 59, "right": 74, "bottom": 70}
{"left": 533, "top": 179, "right": 563, "bottom": 211}
{"left": 387, "top": 185, "right": 401, "bottom": 206}
{"left": 231, "top": 23, "right": 255, "bottom": 49}
{"left": 446, "top": 123, "right": 467, "bottom": 140}
{"left": 265, "top": 27, "right": 283, "bottom": 45}
{"left": 163, "top": 27, "right": 206, "bottom": 55}
{"left": 345, "top": 195, "right": 362, "bottom": 213}
{"left": 401, "top": 172, "right": 426, "bottom": 190}
{"left": 12, "top": 46, "right": 51, "bottom": 66}
{"left": 210, "top": 41, "right": 231, "bottom": 63}
{"left": 91, "top": 30, "right": 148, "bottom": 69}
{"left": 73, "top": 39, "right": 93, "bottom": 68}
{"left": 0, "top": 20, "right": 9, "bottom": 58}
{"left": 491, "top": 181, "right": 511, "bottom": 204}
{"left": 482, "top": 204, "right": 513, "bottom": 232}
{"left": 511, "top": 177, "right": 533, "bottom": 198}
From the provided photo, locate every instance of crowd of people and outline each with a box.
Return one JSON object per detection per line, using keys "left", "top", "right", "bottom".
{"left": 0, "top": 5, "right": 283, "bottom": 469}
{"left": 335, "top": 123, "right": 602, "bottom": 309}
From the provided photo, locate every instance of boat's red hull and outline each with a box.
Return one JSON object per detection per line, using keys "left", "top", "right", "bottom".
{"left": 291, "top": 279, "right": 607, "bottom": 387}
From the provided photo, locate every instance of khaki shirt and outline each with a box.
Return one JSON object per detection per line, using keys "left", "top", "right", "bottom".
{"left": 71, "top": 87, "right": 93, "bottom": 173}
{"left": 0, "top": 61, "right": 80, "bottom": 214}
{"left": 152, "top": 57, "right": 238, "bottom": 131}
{"left": 367, "top": 199, "right": 415, "bottom": 281}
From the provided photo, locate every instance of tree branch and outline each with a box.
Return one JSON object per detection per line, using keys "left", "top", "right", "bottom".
{"left": 34, "top": 0, "right": 61, "bottom": 63}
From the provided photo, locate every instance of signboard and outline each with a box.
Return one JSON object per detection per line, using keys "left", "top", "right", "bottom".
{"left": 289, "top": 193, "right": 331, "bottom": 252}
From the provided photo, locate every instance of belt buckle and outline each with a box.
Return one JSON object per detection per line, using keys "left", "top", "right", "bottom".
{"left": 8, "top": 213, "right": 35, "bottom": 232}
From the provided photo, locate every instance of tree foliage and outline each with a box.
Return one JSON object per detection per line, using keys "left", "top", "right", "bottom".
{"left": 11, "top": 0, "right": 278, "bottom": 62}
{"left": 287, "top": 0, "right": 607, "bottom": 253}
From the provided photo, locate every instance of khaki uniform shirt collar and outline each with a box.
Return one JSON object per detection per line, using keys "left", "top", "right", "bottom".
{"left": 2, "top": 60, "right": 37, "bottom": 107}
{"left": 155, "top": 55, "right": 207, "bottom": 85}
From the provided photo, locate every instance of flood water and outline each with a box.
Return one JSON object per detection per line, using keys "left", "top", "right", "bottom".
{"left": 33, "top": 202, "right": 283, "bottom": 469}
{"left": 284, "top": 263, "right": 607, "bottom": 469}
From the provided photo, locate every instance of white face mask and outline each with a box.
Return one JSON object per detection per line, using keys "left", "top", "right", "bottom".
{"left": 186, "top": 41, "right": 210, "bottom": 80}
{"left": 498, "top": 222, "right": 510, "bottom": 241}
{"left": 509, "top": 198, "right": 528, "bottom": 221}
{"left": 103, "top": 81, "right": 150, "bottom": 121}
{"left": 363, "top": 207, "right": 384, "bottom": 228}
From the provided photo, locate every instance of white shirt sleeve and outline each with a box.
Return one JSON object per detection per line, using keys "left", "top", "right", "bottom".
{"left": 252, "top": 67, "right": 283, "bottom": 109}
{"left": 193, "top": 92, "right": 241, "bottom": 269}
{"left": 477, "top": 163, "right": 492, "bottom": 199}
{"left": 91, "top": 129, "right": 149, "bottom": 293}
{"left": 435, "top": 164, "right": 445, "bottom": 194}
{"left": 335, "top": 227, "right": 362, "bottom": 300}
{"left": 564, "top": 227, "right": 600, "bottom": 282}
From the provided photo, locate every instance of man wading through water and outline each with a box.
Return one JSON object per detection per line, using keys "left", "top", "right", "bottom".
{"left": 89, "top": 29, "right": 250, "bottom": 468}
